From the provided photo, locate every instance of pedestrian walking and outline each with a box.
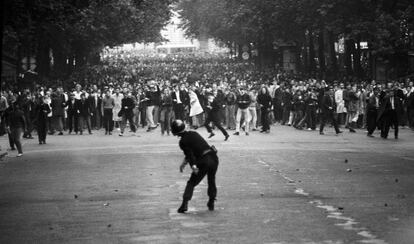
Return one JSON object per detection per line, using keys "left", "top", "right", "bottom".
{"left": 319, "top": 87, "right": 342, "bottom": 135}
{"left": 204, "top": 94, "right": 230, "bottom": 141}
{"left": 5, "top": 101, "right": 26, "bottom": 157}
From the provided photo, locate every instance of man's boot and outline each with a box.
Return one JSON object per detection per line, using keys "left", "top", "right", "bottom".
{"left": 207, "top": 198, "right": 215, "bottom": 211}
{"left": 177, "top": 201, "right": 188, "bottom": 213}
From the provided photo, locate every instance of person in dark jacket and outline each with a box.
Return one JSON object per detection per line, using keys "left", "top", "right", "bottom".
{"left": 296, "top": 91, "right": 318, "bottom": 130}
{"left": 281, "top": 87, "right": 293, "bottom": 125}
{"left": 5, "top": 101, "right": 26, "bottom": 157}
{"left": 18, "top": 91, "right": 35, "bottom": 139}
{"left": 67, "top": 93, "right": 81, "bottom": 134}
{"left": 171, "top": 84, "right": 190, "bottom": 121}
{"left": 78, "top": 93, "right": 92, "bottom": 135}
{"left": 37, "top": 96, "right": 51, "bottom": 144}
{"left": 408, "top": 88, "right": 414, "bottom": 129}
{"left": 378, "top": 89, "right": 401, "bottom": 139}
{"left": 88, "top": 89, "right": 102, "bottom": 130}
{"left": 319, "top": 87, "right": 342, "bottom": 135}
{"left": 305, "top": 91, "right": 318, "bottom": 130}
{"left": 204, "top": 93, "right": 230, "bottom": 141}
{"left": 292, "top": 91, "right": 306, "bottom": 129}
{"left": 22, "top": 93, "right": 35, "bottom": 139}
{"left": 272, "top": 85, "right": 283, "bottom": 124}
{"left": 119, "top": 91, "right": 137, "bottom": 136}
{"left": 4, "top": 96, "right": 17, "bottom": 151}
{"left": 257, "top": 86, "right": 272, "bottom": 133}
{"left": 366, "top": 87, "right": 380, "bottom": 137}
{"left": 171, "top": 119, "right": 219, "bottom": 213}
{"left": 51, "top": 87, "right": 66, "bottom": 135}
{"left": 234, "top": 87, "right": 251, "bottom": 136}
{"left": 145, "top": 84, "right": 161, "bottom": 131}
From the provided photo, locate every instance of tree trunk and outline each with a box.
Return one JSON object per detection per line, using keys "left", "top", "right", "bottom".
{"left": 345, "top": 39, "right": 355, "bottom": 76}
{"left": 308, "top": 32, "right": 317, "bottom": 75}
{"left": 295, "top": 45, "right": 303, "bottom": 74}
{"left": 36, "top": 32, "right": 51, "bottom": 78}
{"left": 354, "top": 36, "right": 362, "bottom": 78}
{"left": 53, "top": 49, "right": 68, "bottom": 78}
{"left": 328, "top": 31, "right": 338, "bottom": 77}
{"left": 302, "top": 44, "right": 309, "bottom": 74}
{"left": 318, "top": 29, "right": 326, "bottom": 79}
{"left": 88, "top": 51, "right": 101, "bottom": 65}
{"left": 257, "top": 41, "right": 275, "bottom": 69}
{"left": 0, "top": 0, "right": 4, "bottom": 87}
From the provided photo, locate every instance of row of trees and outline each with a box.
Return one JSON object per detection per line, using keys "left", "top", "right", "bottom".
{"left": 178, "top": 0, "right": 414, "bottom": 80}
{"left": 3, "top": 0, "right": 174, "bottom": 80}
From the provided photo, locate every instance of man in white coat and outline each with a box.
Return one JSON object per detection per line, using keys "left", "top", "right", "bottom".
{"left": 189, "top": 85, "right": 203, "bottom": 128}
{"left": 335, "top": 83, "right": 346, "bottom": 125}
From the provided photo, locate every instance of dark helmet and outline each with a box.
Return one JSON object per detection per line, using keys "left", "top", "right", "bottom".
{"left": 171, "top": 119, "right": 185, "bottom": 135}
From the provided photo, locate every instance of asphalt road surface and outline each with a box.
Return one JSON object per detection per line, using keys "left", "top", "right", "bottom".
{"left": 0, "top": 125, "right": 413, "bottom": 244}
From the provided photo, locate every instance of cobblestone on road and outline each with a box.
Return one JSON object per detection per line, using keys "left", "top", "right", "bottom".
{"left": 0, "top": 125, "right": 413, "bottom": 243}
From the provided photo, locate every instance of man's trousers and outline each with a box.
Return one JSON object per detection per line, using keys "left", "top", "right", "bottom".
{"left": 183, "top": 153, "right": 219, "bottom": 202}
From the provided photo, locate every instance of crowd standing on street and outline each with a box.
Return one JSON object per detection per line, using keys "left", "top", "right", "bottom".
{"left": 1, "top": 56, "right": 414, "bottom": 157}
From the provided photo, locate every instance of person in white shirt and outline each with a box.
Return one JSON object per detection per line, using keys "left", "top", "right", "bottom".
{"left": 112, "top": 88, "right": 124, "bottom": 130}
{"left": 335, "top": 83, "right": 346, "bottom": 125}
{"left": 73, "top": 84, "right": 83, "bottom": 100}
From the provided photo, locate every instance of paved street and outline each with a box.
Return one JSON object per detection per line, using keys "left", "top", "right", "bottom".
{"left": 0, "top": 125, "right": 413, "bottom": 244}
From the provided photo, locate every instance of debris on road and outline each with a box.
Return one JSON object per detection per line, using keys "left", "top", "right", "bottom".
{"left": 347, "top": 169, "right": 352, "bottom": 172}
{"left": 345, "top": 159, "right": 348, "bottom": 163}
{"left": 104, "top": 202, "right": 109, "bottom": 206}
{"left": 74, "top": 195, "right": 78, "bottom": 199}
{"left": 338, "top": 207, "right": 344, "bottom": 210}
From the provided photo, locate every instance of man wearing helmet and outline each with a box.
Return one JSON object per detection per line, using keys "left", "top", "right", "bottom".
{"left": 171, "top": 119, "right": 219, "bottom": 213}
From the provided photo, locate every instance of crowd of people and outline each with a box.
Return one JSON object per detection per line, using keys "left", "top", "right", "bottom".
{"left": 1, "top": 55, "right": 414, "bottom": 157}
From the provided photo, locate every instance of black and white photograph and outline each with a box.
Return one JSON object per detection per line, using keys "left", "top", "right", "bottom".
{"left": 1, "top": 0, "right": 414, "bottom": 243}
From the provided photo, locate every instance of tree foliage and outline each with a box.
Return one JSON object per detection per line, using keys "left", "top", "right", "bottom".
{"left": 178, "top": 0, "right": 414, "bottom": 76}
{"left": 4, "top": 0, "right": 174, "bottom": 78}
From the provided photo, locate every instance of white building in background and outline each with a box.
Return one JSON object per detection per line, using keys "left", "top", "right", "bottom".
{"left": 102, "top": 10, "right": 226, "bottom": 57}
